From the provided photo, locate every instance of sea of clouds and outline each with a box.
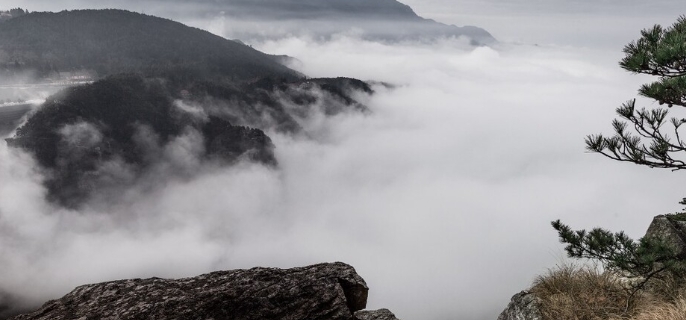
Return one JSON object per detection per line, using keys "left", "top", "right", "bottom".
{"left": 2, "top": 1, "right": 686, "bottom": 319}
{"left": 3, "top": 34, "right": 685, "bottom": 319}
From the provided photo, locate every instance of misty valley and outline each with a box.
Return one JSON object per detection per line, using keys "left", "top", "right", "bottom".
{"left": 0, "top": 4, "right": 426, "bottom": 319}
{"left": 0, "top": 8, "right": 380, "bottom": 208}
{"left": 1, "top": 1, "right": 685, "bottom": 320}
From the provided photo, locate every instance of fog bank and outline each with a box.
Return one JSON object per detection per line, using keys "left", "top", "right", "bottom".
{"left": 3, "top": 1, "right": 686, "bottom": 319}
{"left": 1, "top": 33, "right": 684, "bottom": 319}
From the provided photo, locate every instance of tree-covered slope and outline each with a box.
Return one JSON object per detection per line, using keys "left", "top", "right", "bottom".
{"left": 6, "top": 74, "right": 276, "bottom": 208}
{"left": 186, "top": 76, "right": 372, "bottom": 133}
{"left": 0, "top": 9, "right": 300, "bottom": 82}
{"left": 4, "top": 74, "right": 372, "bottom": 208}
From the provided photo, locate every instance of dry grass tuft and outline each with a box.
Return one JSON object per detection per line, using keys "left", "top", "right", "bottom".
{"left": 627, "top": 298, "right": 686, "bottom": 320}
{"left": 531, "top": 264, "right": 635, "bottom": 320}
{"left": 530, "top": 264, "right": 686, "bottom": 320}
{"left": 643, "top": 271, "right": 686, "bottom": 303}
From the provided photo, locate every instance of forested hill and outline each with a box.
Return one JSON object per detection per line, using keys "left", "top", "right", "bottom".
{"left": 0, "top": 9, "right": 301, "bottom": 83}
{"left": 182, "top": 0, "right": 422, "bottom": 20}
{"left": 6, "top": 74, "right": 278, "bottom": 208}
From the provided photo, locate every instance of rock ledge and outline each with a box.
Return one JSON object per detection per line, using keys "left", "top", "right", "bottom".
{"left": 10, "top": 262, "right": 386, "bottom": 320}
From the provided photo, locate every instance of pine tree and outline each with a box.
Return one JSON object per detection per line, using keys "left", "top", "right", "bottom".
{"left": 586, "top": 16, "right": 686, "bottom": 168}
{"left": 552, "top": 220, "right": 685, "bottom": 291}
{"left": 554, "top": 16, "right": 686, "bottom": 303}
{"left": 8, "top": 8, "right": 26, "bottom": 18}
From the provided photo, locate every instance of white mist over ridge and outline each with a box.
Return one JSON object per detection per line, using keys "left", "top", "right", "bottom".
{"left": 2, "top": 33, "right": 684, "bottom": 320}
{"left": 2, "top": 2, "right": 685, "bottom": 320}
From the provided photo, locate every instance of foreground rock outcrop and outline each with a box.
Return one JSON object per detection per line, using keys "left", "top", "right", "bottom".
{"left": 10, "top": 262, "right": 391, "bottom": 320}
{"left": 644, "top": 214, "right": 686, "bottom": 257}
{"left": 496, "top": 291, "right": 542, "bottom": 320}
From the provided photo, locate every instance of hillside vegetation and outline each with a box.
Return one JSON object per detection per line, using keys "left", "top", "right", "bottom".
{"left": 6, "top": 74, "right": 276, "bottom": 207}
{"left": 532, "top": 264, "right": 686, "bottom": 320}
{"left": 0, "top": 9, "right": 300, "bottom": 83}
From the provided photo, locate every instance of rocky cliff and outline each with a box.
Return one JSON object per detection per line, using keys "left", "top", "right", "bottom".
{"left": 8, "top": 262, "right": 400, "bottom": 320}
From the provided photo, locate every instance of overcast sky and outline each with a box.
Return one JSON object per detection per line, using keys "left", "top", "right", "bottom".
{"left": 5, "top": 0, "right": 684, "bottom": 47}
{"left": 400, "top": 0, "right": 684, "bottom": 48}
{"left": 1, "top": 1, "right": 686, "bottom": 320}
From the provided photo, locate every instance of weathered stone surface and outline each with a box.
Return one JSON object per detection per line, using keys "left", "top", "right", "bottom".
{"left": 10, "top": 262, "right": 368, "bottom": 320}
{"left": 354, "top": 308, "right": 401, "bottom": 320}
{"left": 644, "top": 215, "right": 686, "bottom": 257}
{"left": 497, "top": 291, "right": 542, "bottom": 320}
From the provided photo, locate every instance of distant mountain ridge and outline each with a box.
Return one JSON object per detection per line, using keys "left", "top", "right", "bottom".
{"left": 0, "top": 9, "right": 300, "bottom": 83}
{"left": 164, "top": 0, "right": 496, "bottom": 44}
{"left": 186, "top": 0, "right": 422, "bottom": 20}
{"left": 22, "top": 0, "right": 495, "bottom": 44}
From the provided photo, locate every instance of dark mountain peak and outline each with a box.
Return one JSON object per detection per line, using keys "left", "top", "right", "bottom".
{"left": 0, "top": 9, "right": 300, "bottom": 84}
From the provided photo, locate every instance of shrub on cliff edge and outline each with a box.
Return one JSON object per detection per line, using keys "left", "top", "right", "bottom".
{"left": 552, "top": 15, "right": 686, "bottom": 309}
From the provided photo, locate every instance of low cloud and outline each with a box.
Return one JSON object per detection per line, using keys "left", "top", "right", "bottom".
{"left": 247, "top": 37, "right": 686, "bottom": 318}
{"left": 59, "top": 122, "right": 103, "bottom": 149}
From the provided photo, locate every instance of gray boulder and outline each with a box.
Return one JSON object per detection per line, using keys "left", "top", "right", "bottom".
{"left": 355, "top": 308, "right": 401, "bottom": 320}
{"left": 10, "top": 262, "right": 369, "bottom": 320}
{"left": 497, "top": 291, "right": 542, "bottom": 320}
{"left": 644, "top": 214, "right": 686, "bottom": 257}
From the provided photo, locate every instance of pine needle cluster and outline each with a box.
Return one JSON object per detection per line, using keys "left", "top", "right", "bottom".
{"left": 554, "top": 15, "right": 686, "bottom": 308}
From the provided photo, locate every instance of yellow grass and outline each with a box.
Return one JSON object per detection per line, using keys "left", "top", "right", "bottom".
{"left": 531, "top": 264, "right": 635, "bottom": 320}
{"left": 626, "top": 298, "right": 686, "bottom": 320}
{"left": 531, "top": 264, "right": 686, "bottom": 320}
